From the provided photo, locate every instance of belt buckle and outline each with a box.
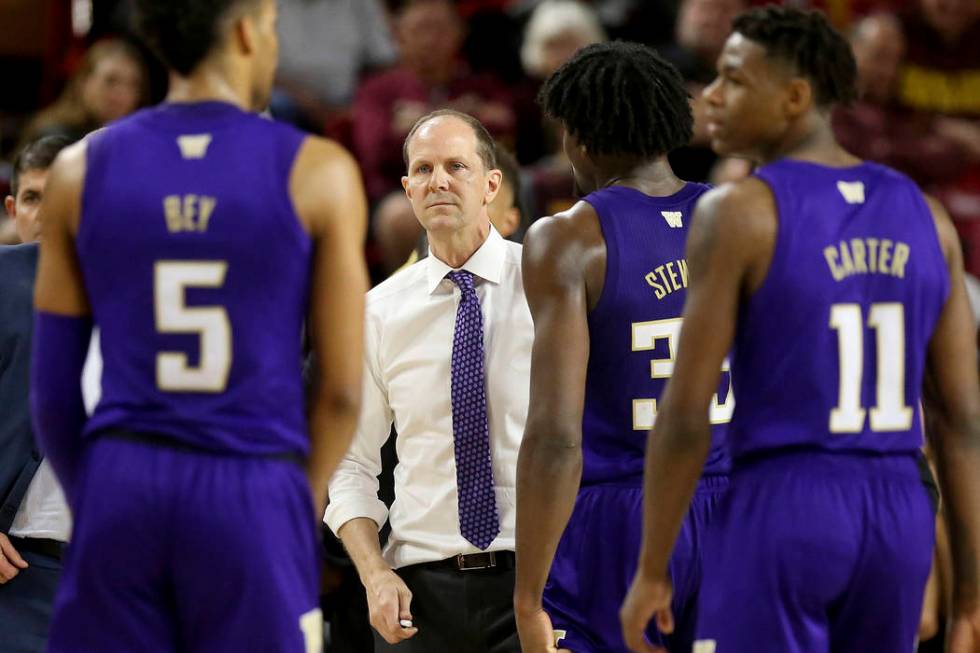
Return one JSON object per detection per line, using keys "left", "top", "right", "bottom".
{"left": 457, "top": 551, "right": 495, "bottom": 571}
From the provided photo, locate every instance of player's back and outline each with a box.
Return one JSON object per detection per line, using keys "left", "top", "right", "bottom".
{"left": 78, "top": 102, "right": 312, "bottom": 456}
{"left": 730, "top": 159, "right": 949, "bottom": 461}
{"left": 582, "top": 184, "right": 731, "bottom": 485}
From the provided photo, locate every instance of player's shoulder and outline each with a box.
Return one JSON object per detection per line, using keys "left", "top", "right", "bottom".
{"left": 292, "top": 134, "right": 359, "bottom": 177}
{"left": 525, "top": 200, "right": 599, "bottom": 253}
{"left": 696, "top": 176, "right": 774, "bottom": 225}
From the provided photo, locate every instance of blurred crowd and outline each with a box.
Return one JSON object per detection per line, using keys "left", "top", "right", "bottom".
{"left": 1, "top": 0, "right": 979, "bottom": 283}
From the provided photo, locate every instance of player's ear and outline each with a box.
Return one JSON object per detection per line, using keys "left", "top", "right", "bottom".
{"left": 784, "top": 77, "right": 813, "bottom": 119}
{"left": 233, "top": 9, "right": 258, "bottom": 57}
{"left": 4, "top": 195, "right": 15, "bottom": 219}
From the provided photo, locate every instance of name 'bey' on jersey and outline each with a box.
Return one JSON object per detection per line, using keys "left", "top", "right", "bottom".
{"left": 78, "top": 102, "right": 313, "bottom": 456}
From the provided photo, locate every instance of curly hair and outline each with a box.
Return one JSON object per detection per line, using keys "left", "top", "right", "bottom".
{"left": 133, "top": 0, "right": 260, "bottom": 76}
{"left": 537, "top": 41, "right": 693, "bottom": 159}
{"left": 733, "top": 6, "right": 858, "bottom": 107}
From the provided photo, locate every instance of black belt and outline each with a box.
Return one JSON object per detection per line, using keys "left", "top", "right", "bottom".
{"left": 416, "top": 551, "right": 515, "bottom": 572}
{"left": 6, "top": 535, "right": 64, "bottom": 561}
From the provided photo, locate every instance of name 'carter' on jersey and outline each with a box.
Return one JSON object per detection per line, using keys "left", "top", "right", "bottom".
{"left": 729, "top": 160, "right": 949, "bottom": 460}
{"left": 582, "top": 184, "right": 732, "bottom": 485}
{"left": 77, "top": 102, "right": 313, "bottom": 456}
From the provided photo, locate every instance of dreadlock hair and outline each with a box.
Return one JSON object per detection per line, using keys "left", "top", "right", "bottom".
{"left": 133, "top": 0, "right": 261, "bottom": 76}
{"left": 733, "top": 6, "right": 858, "bottom": 108}
{"left": 537, "top": 41, "right": 693, "bottom": 160}
{"left": 10, "top": 136, "right": 71, "bottom": 198}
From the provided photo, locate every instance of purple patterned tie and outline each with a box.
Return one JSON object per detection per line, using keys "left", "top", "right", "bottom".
{"left": 447, "top": 270, "right": 500, "bottom": 550}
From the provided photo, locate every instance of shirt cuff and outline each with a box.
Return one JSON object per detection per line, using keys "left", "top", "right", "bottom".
{"left": 323, "top": 493, "right": 389, "bottom": 537}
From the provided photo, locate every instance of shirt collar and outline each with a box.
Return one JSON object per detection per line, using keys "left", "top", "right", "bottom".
{"left": 425, "top": 226, "right": 507, "bottom": 295}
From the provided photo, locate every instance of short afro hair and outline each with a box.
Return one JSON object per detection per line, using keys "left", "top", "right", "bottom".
{"left": 133, "top": 0, "right": 260, "bottom": 76}
{"left": 10, "top": 136, "right": 71, "bottom": 198}
{"left": 733, "top": 6, "right": 858, "bottom": 108}
{"left": 537, "top": 41, "right": 693, "bottom": 159}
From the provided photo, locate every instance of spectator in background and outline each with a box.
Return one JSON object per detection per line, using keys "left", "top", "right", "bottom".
{"left": 355, "top": 0, "right": 516, "bottom": 277}
{"left": 519, "top": 0, "right": 606, "bottom": 221}
{"left": 662, "top": 0, "right": 747, "bottom": 182}
{"left": 898, "top": 0, "right": 980, "bottom": 118}
{"left": 897, "top": 0, "right": 980, "bottom": 275}
{"left": 833, "top": 12, "right": 974, "bottom": 187}
{"left": 20, "top": 39, "right": 147, "bottom": 147}
{"left": 273, "top": 0, "right": 397, "bottom": 133}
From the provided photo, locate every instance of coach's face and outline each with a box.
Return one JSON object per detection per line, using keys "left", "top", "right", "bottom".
{"left": 402, "top": 116, "right": 501, "bottom": 236}
{"left": 702, "top": 32, "right": 798, "bottom": 161}
{"left": 4, "top": 168, "right": 48, "bottom": 243}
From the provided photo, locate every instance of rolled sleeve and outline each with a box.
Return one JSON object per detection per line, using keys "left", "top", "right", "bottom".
{"left": 324, "top": 313, "right": 393, "bottom": 536}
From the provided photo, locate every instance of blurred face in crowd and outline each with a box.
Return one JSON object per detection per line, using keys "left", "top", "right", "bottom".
{"left": 677, "top": 0, "right": 746, "bottom": 60}
{"left": 80, "top": 50, "right": 143, "bottom": 125}
{"left": 920, "top": 0, "right": 979, "bottom": 43}
{"left": 397, "top": 0, "right": 463, "bottom": 75}
{"left": 487, "top": 176, "right": 520, "bottom": 238}
{"left": 402, "top": 116, "right": 501, "bottom": 237}
{"left": 851, "top": 15, "right": 905, "bottom": 104}
{"left": 4, "top": 168, "right": 49, "bottom": 243}
{"left": 539, "top": 29, "right": 596, "bottom": 79}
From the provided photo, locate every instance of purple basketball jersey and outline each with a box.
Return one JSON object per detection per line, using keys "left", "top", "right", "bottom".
{"left": 77, "top": 102, "right": 312, "bottom": 456}
{"left": 729, "top": 160, "right": 949, "bottom": 460}
{"left": 582, "top": 184, "right": 731, "bottom": 484}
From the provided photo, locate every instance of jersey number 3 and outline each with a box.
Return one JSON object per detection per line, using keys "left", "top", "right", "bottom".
{"left": 631, "top": 317, "right": 734, "bottom": 429}
{"left": 154, "top": 261, "right": 232, "bottom": 392}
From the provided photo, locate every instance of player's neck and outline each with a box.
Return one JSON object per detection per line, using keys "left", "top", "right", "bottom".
{"left": 760, "top": 114, "right": 859, "bottom": 168}
{"left": 428, "top": 220, "right": 491, "bottom": 269}
{"left": 165, "top": 65, "right": 251, "bottom": 112}
{"left": 596, "top": 158, "right": 685, "bottom": 197}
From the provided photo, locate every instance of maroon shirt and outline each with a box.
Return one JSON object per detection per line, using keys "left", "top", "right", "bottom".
{"left": 352, "top": 65, "right": 516, "bottom": 201}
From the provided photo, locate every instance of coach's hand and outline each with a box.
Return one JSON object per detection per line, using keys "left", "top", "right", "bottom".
{"left": 515, "top": 605, "right": 571, "bottom": 652}
{"left": 366, "top": 567, "right": 418, "bottom": 644}
{"left": 0, "top": 532, "right": 28, "bottom": 584}
{"left": 620, "top": 571, "right": 672, "bottom": 653}
{"left": 949, "top": 605, "right": 980, "bottom": 653}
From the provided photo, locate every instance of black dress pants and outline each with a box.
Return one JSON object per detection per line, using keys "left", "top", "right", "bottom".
{"left": 372, "top": 562, "right": 520, "bottom": 653}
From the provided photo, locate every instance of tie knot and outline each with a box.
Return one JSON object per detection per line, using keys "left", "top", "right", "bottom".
{"left": 447, "top": 270, "right": 476, "bottom": 296}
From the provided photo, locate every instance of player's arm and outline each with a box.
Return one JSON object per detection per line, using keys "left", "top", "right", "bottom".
{"left": 621, "top": 181, "right": 775, "bottom": 652}
{"left": 31, "top": 141, "right": 92, "bottom": 501}
{"left": 290, "top": 137, "right": 369, "bottom": 518}
{"left": 514, "top": 214, "right": 589, "bottom": 644}
{"left": 919, "top": 196, "right": 980, "bottom": 651}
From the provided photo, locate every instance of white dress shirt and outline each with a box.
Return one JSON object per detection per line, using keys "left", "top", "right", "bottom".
{"left": 325, "top": 227, "right": 533, "bottom": 569}
{"left": 10, "top": 330, "right": 102, "bottom": 542}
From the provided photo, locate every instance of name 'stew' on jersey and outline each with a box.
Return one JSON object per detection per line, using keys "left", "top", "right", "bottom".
{"left": 661, "top": 210, "right": 684, "bottom": 228}
{"left": 837, "top": 180, "right": 865, "bottom": 204}
{"left": 164, "top": 194, "right": 217, "bottom": 234}
{"left": 177, "top": 133, "right": 213, "bottom": 159}
{"left": 645, "top": 258, "right": 689, "bottom": 300}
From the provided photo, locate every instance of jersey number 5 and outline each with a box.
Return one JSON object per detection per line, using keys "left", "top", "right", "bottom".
{"left": 154, "top": 261, "right": 231, "bottom": 392}
{"left": 631, "top": 317, "right": 734, "bottom": 430}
